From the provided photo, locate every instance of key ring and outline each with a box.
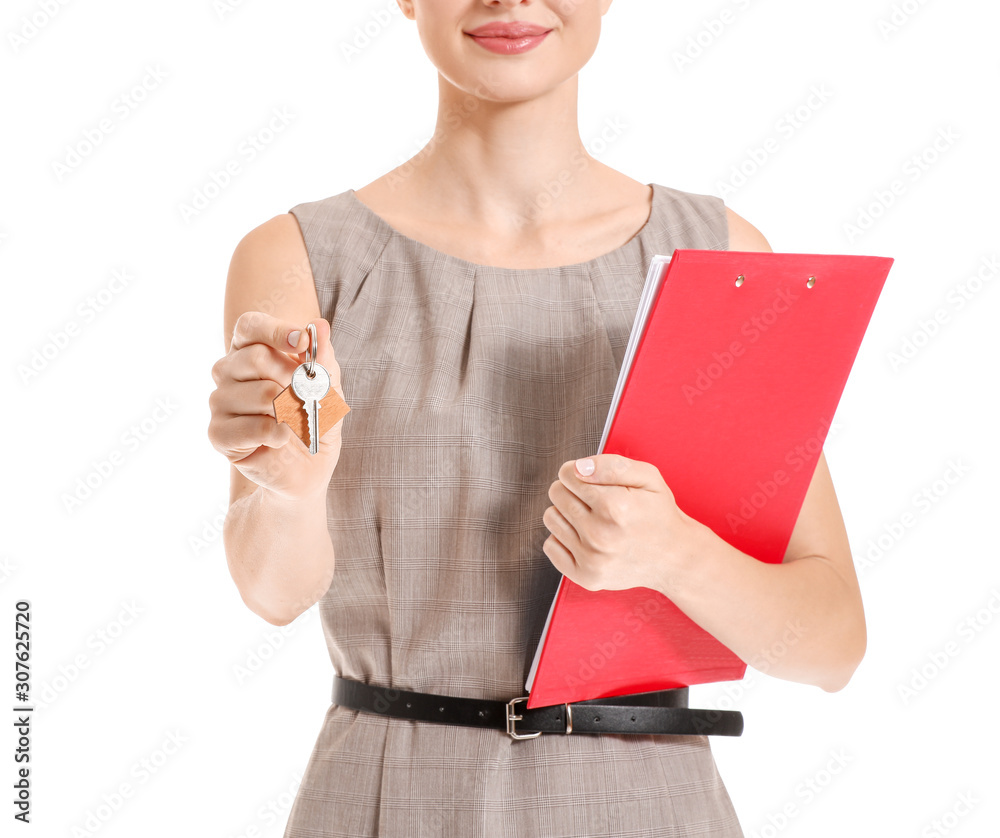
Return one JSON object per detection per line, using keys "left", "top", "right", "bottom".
{"left": 305, "top": 323, "right": 317, "bottom": 379}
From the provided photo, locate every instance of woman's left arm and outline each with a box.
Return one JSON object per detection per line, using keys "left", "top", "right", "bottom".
{"left": 660, "top": 449, "right": 866, "bottom": 693}
{"left": 669, "top": 208, "right": 865, "bottom": 692}
{"left": 544, "top": 446, "right": 867, "bottom": 694}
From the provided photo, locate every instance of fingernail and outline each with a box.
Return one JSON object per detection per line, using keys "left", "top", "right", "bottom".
{"left": 288, "top": 330, "right": 301, "bottom": 348}
{"left": 576, "top": 458, "right": 595, "bottom": 476}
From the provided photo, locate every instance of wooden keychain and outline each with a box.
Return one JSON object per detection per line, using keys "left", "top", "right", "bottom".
{"left": 272, "top": 323, "right": 350, "bottom": 454}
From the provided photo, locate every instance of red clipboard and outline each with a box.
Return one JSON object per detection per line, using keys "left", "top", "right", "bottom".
{"left": 525, "top": 248, "right": 893, "bottom": 709}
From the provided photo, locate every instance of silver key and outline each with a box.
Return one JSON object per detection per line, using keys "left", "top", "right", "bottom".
{"left": 289, "top": 324, "right": 331, "bottom": 455}
{"left": 291, "top": 362, "right": 331, "bottom": 454}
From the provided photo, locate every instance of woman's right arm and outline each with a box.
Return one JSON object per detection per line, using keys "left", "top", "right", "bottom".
{"left": 208, "top": 213, "right": 346, "bottom": 626}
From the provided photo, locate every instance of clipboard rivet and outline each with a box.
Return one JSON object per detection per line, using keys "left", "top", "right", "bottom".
{"left": 735, "top": 274, "right": 745, "bottom": 287}
{"left": 807, "top": 276, "right": 816, "bottom": 288}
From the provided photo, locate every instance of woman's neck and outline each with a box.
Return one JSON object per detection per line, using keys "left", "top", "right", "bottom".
{"left": 392, "top": 72, "right": 615, "bottom": 233}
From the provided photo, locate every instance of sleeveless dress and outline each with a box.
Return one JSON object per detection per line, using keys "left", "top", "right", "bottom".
{"left": 282, "top": 182, "right": 745, "bottom": 837}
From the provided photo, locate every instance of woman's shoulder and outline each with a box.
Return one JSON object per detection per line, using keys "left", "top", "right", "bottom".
{"left": 226, "top": 191, "right": 357, "bottom": 279}
{"left": 225, "top": 212, "right": 318, "bottom": 323}
{"left": 650, "top": 182, "right": 770, "bottom": 253}
{"left": 229, "top": 212, "right": 311, "bottom": 284}
{"left": 723, "top": 204, "right": 773, "bottom": 253}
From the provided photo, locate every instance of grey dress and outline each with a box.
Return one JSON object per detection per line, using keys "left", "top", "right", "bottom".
{"left": 282, "top": 182, "right": 745, "bottom": 837}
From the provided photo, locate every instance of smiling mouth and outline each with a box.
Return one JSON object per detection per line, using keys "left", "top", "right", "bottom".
{"left": 465, "top": 27, "right": 552, "bottom": 55}
{"left": 465, "top": 22, "right": 552, "bottom": 39}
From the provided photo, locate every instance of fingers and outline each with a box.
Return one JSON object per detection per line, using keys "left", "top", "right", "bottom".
{"left": 601, "top": 453, "right": 661, "bottom": 489}
{"left": 229, "top": 310, "right": 309, "bottom": 356}
{"left": 216, "top": 312, "right": 338, "bottom": 388}
{"left": 542, "top": 533, "right": 578, "bottom": 580}
{"left": 262, "top": 314, "right": 342, "bottom": 386}
{"left": 217, "top": 342, "right": 300, "bottom": 387}
{"left": 207, "top": 410, "right": 293, "bottom": 462}
{"left": 549, "top": 477, "right": 591, "bottom": 515}
{"left": 209, "top": 377, "right": 283, "bottom": 420}
{"left": 556, "top": 455, "right": 661, "bottom": 509}
{"left": 547, "top": 478, "right": 588, "bottom": 549}
{"left": 543, "top": 502, "right": 582, "bottom": 552}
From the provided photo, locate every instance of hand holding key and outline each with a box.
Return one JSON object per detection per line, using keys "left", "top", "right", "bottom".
{"left": 208, "top": 312, "right": 350, "bottom": 501}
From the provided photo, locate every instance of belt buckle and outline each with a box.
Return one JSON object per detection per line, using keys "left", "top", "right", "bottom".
{"left": 505, "top": 696, "right": 542, "bottom": 740}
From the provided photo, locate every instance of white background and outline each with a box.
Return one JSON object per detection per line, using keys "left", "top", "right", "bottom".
{"left": 2, "top": 0, "right": 998, "bottom": 836}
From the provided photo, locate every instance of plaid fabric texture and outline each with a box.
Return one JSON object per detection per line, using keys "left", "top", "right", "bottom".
{"left": 282, "top": 182, "right": 745, "bottom": 837}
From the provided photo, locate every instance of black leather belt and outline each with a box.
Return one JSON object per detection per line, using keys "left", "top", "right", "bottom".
{"left": 332, "top": 675, "right": 743, "bottom": 739}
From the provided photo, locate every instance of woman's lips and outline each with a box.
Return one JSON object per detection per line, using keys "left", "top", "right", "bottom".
{"left": 465, "top": 22, "right": 552, "bottom": 55}
{"left": 467, "top": 32, "right": 550, "bottom": 55}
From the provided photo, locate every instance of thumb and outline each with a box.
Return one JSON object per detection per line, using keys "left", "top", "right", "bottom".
{"left": 574, "top": 453, "right": 652, "bottom": 489}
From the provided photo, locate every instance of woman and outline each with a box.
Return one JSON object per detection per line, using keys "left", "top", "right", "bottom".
{"left": 207, "top": 1, "right": 867, "bottom": 835}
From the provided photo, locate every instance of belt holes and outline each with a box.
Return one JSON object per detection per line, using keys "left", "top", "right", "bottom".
{"left": 594, "top": 715, "right": 600, "bottom": 723}
{"left": 405, "top": 702, "right": 412, "bottom": 709}
{"left": 631, "top": 715, "right": 636, "bottom": 722}
{"left": 478, "top": 710, "right": 485, "bottom": 717}
{"left": 439, "top": 706, "right": 445, "bottom": 713}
